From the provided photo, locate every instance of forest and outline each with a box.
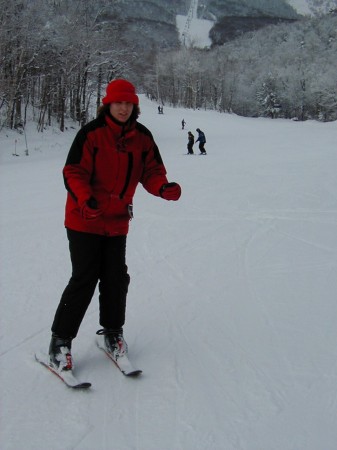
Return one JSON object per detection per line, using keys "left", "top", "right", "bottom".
{"left": 0, "top": 0, "right": 336, "bottom": 132}
{"left": 153, "top": 13, "right": 337, "bottom": 121}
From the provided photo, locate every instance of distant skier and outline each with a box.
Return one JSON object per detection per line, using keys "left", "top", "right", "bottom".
{"left": 182, "top": 119, "right": 186, "bottom": 130}
{"left": 187, "top": 131, "right": 194, "bottom": 154}
{"left": 196, "top": 128, "right": 207, "bottom": 154}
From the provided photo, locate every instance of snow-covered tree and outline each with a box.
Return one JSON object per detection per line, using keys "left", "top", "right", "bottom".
{"left": 307, "top": 0, "right": 337, "bottom": 15}
{"left": 256, "top": 75, "right": 282, "bottom": 118}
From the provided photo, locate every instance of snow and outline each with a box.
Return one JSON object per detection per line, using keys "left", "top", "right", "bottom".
{"left": 287, "top": 0, "right": 312, "bottom": 15}
{"left": 1, "top": 96, "right": 337, "bottom": 449}
{"left": 176, "top": 14, "right": 213, "bottom": 48}
{"left": 176, "top": 0, "right": 314, "bottom": 50}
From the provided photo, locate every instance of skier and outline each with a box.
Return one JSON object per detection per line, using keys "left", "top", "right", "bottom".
{"left": 195, "top": 128, "right": 207, "bottom": 154}
{"left": 48, "top": 79, "right": 182, "bottom": 375}
{"left": 182, "top": 119, "right": 186, "bottom": 130}
{"left": 187, "top": 131, "right": 194, "bottom": 154}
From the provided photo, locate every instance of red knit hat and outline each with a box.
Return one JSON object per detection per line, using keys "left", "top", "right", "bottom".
{"left": 102, "top": 79, "right": 139, "bottom": 105}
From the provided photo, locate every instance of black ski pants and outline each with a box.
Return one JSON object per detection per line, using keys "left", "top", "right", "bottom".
{"left": 187, "top": 143, "right": 194, "bottom": 154}
{"left": 199, "top": 142, "right": 206, "bottom": 154}
{"left": 51, "top": 229, "right": 130, "bottom": 339}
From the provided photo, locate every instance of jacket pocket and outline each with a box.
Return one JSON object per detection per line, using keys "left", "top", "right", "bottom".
{"left": 104, "top": 195, "right": 130, "bottom": 220}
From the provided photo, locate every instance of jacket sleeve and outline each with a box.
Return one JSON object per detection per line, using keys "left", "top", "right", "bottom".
{"left": 140, "top": 138, "right": 168, "bottom": 197}
{"left": 63, "top": 128, "right": 95, "bottom": 206}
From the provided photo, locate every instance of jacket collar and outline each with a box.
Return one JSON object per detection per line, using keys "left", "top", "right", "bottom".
{"left": 105, "top": 112, "right": 136, "bottom": 138}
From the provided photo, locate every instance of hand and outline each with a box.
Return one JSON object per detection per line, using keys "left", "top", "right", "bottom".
{"left": 80, "top": 197, "right": 103, "bottom": 220}
{"left": 159, "top": 182, "right": 181, "bottom": 201}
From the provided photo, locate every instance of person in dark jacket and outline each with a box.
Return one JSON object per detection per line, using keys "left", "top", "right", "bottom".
{"left": 187, "top": 131, "right": 194, "bottom": 154}
{"left": 48, "top": 79, "right": 181, "bottom": 373}
{"left": 196, "top": 128, "right": 207, "bottom": 154}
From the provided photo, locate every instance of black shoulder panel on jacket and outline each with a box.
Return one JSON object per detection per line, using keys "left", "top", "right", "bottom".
{"left": 136, "top": 122, "right": 163, "bottom": 165}
{"left": 135, "top": 121, "right": 153, "bottom": 139}
{"left": 65, "top": 115, "right": 105, "bottom": 165}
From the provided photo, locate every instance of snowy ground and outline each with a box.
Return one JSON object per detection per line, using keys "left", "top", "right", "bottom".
{"left": 176, "top": 14, "right": 213, "bottom": 48}
{"left": 287, "top": 0, "right": 311, "bottom": 15}
{"left": 1, "top": 96, "right": 337, "bottom": 449}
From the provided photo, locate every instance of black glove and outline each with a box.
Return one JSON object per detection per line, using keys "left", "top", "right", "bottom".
{"left": 159, "top": 182, "right": 182, "bottom": 201}
{"left": 80, "top": 197, "right": 103, "bottom": 220}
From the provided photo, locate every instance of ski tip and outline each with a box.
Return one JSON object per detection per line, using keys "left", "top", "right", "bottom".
{"left": 34, "top": 351, "right": 48, "bottom": 364}
{"left": 123, "top": 369, "right": 143, "bottom": 377}
{"left": 97, "top": 343, "right": 143, "bottom": 377}
{"left": 72, "top": 382, "right": 92, "bottom": 389}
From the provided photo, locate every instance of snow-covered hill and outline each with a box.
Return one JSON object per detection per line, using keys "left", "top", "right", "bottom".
{"left": 176, "top": 0, "right": 213, "bottom": 49}
{"left": 287, "top": 0, "right": 311, "bottom": 15}
{"left": 1, "top": 97, "right": 337, "bottom": 449}
{"left": 176, "top": 14, "right": 213, "bottom": 48}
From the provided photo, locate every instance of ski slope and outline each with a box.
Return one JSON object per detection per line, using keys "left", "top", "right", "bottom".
{"left": 176, "top": 14, "right": 213, "bottom": 48}
{"left": 287, "top": 0, "right": 312, "bottom": 15}
{"left": 1, "top": 96, "right": 337, "bottom": 449}
{"left": 176, "top": 0, "right": 213, "bottom": 48}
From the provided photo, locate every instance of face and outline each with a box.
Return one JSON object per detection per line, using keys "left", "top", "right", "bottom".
{"left": 109, "top": 102, "right": 134, "bottom": 123}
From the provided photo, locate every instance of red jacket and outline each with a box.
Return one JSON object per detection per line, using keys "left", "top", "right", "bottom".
{"left": 63, "top": 113, "right": 168, "bottom": 236}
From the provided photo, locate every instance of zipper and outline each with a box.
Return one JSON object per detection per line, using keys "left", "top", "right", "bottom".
{"left": 119, "top": 152, "right": 133, "bottom": 199}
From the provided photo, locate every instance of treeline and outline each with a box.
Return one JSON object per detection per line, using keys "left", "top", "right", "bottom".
{"left": 1, "top": 1, "right": 336, "bottom": 133}
{"left": 0, "top": 0, "right": 138, "bottom": 131}
{"left": 201, "top": 0, "right": 298, "bottom": 21}
{"left": 150, "top": 13, "right": 337, "bottom": 121}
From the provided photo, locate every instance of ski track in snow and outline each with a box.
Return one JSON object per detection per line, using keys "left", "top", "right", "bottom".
{"left": 1, "top": 95, "right": 337, "bottom": 449}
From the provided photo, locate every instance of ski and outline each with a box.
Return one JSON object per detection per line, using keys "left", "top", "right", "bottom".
{"left": 35, "top": 352, "right": 91, "bottom": 389}
{"left": 97, "top": 342, "right": 142, "bottom": 377}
